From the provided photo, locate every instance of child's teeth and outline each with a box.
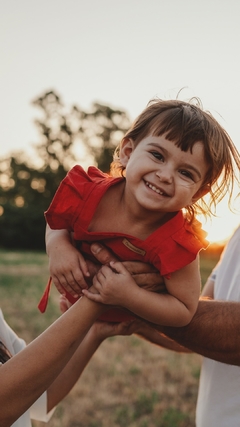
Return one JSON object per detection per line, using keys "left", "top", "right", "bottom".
{"left": 146, "top": 182, "right": 163, "bottom": 195}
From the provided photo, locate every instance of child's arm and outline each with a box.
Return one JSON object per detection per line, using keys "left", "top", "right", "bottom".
{"left": 82, "top": 258, "right": 201, "bottom": 327}
{"left": 46, "top": 225, "right": 90, "bottom": 297}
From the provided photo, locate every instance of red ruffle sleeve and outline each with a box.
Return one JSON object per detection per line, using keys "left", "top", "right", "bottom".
{"left": 146, "top": 215, "right": 209, "bottom": 277}
{"left": 45, "top": 165, "right": 113, "bottom": 230}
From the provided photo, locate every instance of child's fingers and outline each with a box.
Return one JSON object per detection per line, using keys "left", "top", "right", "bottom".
{"left": 109, "top": 261, "right": 128, "bottom": 275}
{"left": 82, "top": 289, "right": 102, "bottom": 302}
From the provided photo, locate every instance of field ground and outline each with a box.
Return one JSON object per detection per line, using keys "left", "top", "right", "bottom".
{"left": 0, "top": 249, "right": 221, "bottom": 427}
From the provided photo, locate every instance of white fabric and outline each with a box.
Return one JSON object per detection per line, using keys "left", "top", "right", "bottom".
{"left": 0, "top": 309, "right": 54, "bottom": 426}
{"left": 196, "top": 226, "right": 240, "bottom": 427}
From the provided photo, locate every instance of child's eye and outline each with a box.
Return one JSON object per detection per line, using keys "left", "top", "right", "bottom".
{"left": 150, "top": 151, "right": 164, "bottom": 161}
{"left": 179, "top": 170, "right": 195, "bottom": 181}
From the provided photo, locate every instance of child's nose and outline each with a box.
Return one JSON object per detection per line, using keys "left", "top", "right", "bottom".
{"left": 156, "top": 167, "right": 173, "bottom": 183}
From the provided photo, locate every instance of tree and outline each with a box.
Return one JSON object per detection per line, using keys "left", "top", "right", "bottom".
{"left": 72, "top": 101, "right": 131, "bottom": 172}
{"left": 0, "top": 90, "right": 131, "bottom": 249}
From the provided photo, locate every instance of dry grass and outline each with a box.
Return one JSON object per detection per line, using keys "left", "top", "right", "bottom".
{"left": 0, "top": 249, "right": 220, "bottom": 427}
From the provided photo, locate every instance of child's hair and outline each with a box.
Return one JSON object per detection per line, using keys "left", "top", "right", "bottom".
{"left": 0, "top": 340, "right": 12, "bottom": 364}
{"left": 110, "top": 98, "right": 240, "bottom": 221}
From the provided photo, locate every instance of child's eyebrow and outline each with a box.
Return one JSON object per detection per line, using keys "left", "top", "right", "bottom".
{"left": 146, "top": 142, "right": 203, "bottom": 180}
{"left": 180, "top": 163, "right": 202, "bottom": 180}
{"left": 146, "top": 142, "right": 166, "bottom": 151}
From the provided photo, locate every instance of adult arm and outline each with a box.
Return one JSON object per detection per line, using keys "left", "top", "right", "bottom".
{"left": 135, "top": 275, "right": 215, "bottom": 354}
{"left": 47, "top": 316, "right": 140, "bottom": 411}
{"left": 133, "top": 297, "right": 240, "bottom": 365}
{"left": 0, "top": 297, "right": 105, "bottom": 426}
{"left": 158, "top": 298, "right": 240, "bottom": 365}
{"left": 91, "top": 243, "right": 240, "bottom": 366}
{"left": 128, "top": 320, "right": 191, "bottom": 353}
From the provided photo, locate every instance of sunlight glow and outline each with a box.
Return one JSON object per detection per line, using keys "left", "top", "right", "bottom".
{"left": 199, "top": 209, "right": 239, "bottom": 244}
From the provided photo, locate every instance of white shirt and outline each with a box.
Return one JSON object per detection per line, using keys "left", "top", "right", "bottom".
{"left": 196, "top": 226, "right": 240, "bottom": 427}
{"left": 0, "top": 309, "right": 54, "bottom": 427}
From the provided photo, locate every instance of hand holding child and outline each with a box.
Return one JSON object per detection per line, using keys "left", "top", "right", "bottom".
{"left": 46, "top": 227, "right": 90, "bottom": 297}
{"left": 82, "top": 261, "right": 140, "bottom": 306}
{"left": 89, "top": 243, "right": 166, "bottom": 293}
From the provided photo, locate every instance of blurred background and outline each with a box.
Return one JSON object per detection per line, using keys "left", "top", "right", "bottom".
{"left": 1, "top": 2, "right": 239, "bottom": 425}
{"left": 0, "top": 0, "right": 239, "bottom": 248}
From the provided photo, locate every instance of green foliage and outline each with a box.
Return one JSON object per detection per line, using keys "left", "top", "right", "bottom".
{"left": 115, "top": 405, "right": 131, "bottom": 426}
{"left": 156, "top": 407, "right": 189, "bottom": 427}
{"left": 133, "top": 391, "right": 158, "bottom": 419}
{"left": 0, "top": 90, "right": 130, "bottom": 249}
{"left": 0, "top": 249, "right": 58, "bottom": 338}
{"left": 129, "top": 366, "right": 141, "bottom": 375}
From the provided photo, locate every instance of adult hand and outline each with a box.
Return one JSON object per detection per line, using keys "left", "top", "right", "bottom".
{"left": 59, "top": 294, "right": 147, "bottom": 342}
{"left": 89, "top": 243, "right": 166, "bottom": 293}
{"left": 89, "top": 318, "right": 146, "bottom": 342}
{"left": 46, "top": 227, "right": 89, "bottom": 296}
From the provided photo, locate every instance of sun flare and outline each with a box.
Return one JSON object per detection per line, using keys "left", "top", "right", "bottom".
{"left": 199, "top": 212, "right": 239, "bottom": 245}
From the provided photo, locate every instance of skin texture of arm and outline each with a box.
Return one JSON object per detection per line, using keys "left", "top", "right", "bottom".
{"left": 46, "top": 320, "right": 105, "bottom": 412}
{"left": 90, "top": 243, "right": 240, "bottom": 366}
{"left": 0, "top": 297, "right": 105, "bottom": 427}
{"left": 47, "top": 317, "right": 140, "bottom": 411}
{"left": 129, "top": 320, "right": 191, "bottom": 353}
{"left": 135, "top": 276, "right": 215, "bottom": 354}
{"left": 158, "top": 298, "right": 240, "bottom": 366}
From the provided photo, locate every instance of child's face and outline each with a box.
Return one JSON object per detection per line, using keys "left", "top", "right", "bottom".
{"left": 120, "top": 134, "right": 209, "bottom": 214}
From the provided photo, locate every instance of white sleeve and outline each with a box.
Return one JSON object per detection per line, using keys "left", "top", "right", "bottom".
{"left": 209, "top": 267, "right": 217, "bottom": 282}
{"left": 0, "top": 309, "right": 26, "bottom": 356}
{"left": 30, "top": 391, "right": 55, "bottom": 422}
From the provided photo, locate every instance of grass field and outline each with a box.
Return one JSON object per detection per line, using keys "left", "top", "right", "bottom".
{"left": 0, "top": 249, "right": 221, "bottom": 427}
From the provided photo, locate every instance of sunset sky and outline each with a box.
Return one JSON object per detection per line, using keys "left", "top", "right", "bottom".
{"left": 1, "top": 0, "right": 239, "bottom": 243}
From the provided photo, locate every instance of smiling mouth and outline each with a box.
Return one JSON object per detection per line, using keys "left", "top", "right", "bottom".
{"left": 145, "top": 181, "right": 168, "bottom": 196}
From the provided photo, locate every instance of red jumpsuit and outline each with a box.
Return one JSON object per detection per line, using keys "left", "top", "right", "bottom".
{"left": 39, "top": 165, "right": 208, "bottom": 321}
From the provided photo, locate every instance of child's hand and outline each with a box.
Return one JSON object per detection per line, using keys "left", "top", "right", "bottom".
{"left": 49, "top": 244, "right": 90, "bottom": 297}
{"left": 90, "top": 243, "right": 166, "bottom": 293}
{"left": 82, "top": 261, "right": 139, "bottom": 306}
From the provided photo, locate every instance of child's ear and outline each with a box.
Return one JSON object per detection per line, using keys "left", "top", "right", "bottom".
{"left": 119, "top": 138, "right": 135, "bottom": 167}
{"left": 191, "top": 184, "right": 210, "bottom": 203}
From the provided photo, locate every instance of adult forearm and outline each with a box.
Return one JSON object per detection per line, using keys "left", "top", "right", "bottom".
{"left": 136, "top": 324, "right": 191, "bottom": 353}
{"left": 0, "top": 297, "right": 104, "bottom": 426}
{"left": 159, "top": 299, "right": 240, "bottom": 366}
{"left": 47, "top": 325, "right": 104, "bottom": 411}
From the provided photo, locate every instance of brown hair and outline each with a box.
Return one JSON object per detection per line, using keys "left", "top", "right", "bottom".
{"left": 0, "top": 340, "right": 12, "bottom": 364}
{"left": 110, "top": 98, "right": 240, "bottom": 221}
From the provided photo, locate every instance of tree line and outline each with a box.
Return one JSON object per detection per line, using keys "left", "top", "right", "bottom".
{"left": 0, "top": 90, "right": 131, "bottom": 249}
